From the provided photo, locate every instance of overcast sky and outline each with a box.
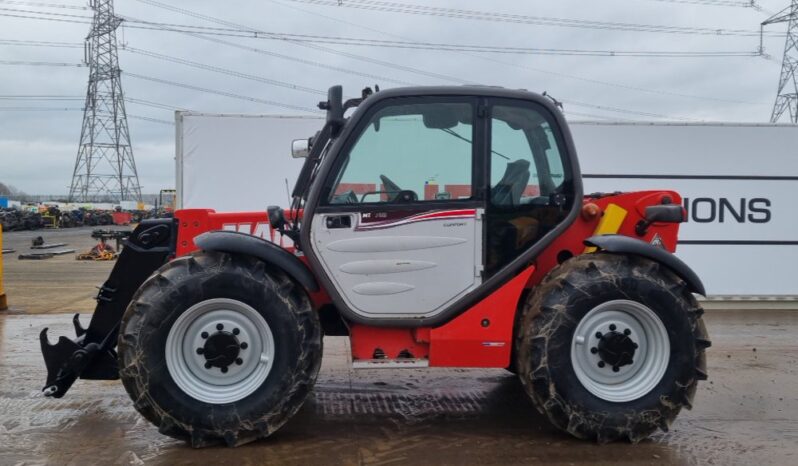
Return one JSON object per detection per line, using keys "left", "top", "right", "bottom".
{"left": 0, "top": 0, "right": 791, "bottom": 195}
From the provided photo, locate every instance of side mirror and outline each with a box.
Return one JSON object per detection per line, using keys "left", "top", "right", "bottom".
{"left": 291, "top": 139, "right": 310, "bottom": 158}
{"left": 635, "top": 204, "right": 685, "bottom": 236}
{"left": 644, "top": 204, "right": 685, "bottom": 223}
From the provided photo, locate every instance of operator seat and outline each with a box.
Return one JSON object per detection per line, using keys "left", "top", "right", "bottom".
{"left": 491, "top": 159, "right": 531, "bottom": 206}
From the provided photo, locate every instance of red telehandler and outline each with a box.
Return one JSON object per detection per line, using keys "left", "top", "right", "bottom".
{"left": 40, "top": 85, "right": 709, "bottom": 447}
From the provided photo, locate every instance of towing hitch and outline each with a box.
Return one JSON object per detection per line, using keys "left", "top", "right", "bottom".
{"left": 40, "top": 218, "right": 177, "bottom": 398}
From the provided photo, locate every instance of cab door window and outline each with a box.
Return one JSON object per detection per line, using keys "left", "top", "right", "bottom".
{"left": 486, "top": 102, "right": 573, "bottom": 276}
{"left": 327, "top": 101, "right": 475, "bottom": 204}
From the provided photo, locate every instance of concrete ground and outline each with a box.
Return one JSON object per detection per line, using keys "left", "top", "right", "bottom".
{"left": 2, "top": 227, "right": 122, "bottom": 314}
{"left": 1, "top": 311, "right": 797, "bottom": 465}
{"left": 0, "top": 228, "right": 796, "bottom": 465}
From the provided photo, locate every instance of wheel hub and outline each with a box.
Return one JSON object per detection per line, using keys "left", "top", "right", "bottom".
{"left": 200, "top": 328, "right": 243, "bottom": 371}
{"left": 596, "top": 329, "right": 637, "bottom": 370}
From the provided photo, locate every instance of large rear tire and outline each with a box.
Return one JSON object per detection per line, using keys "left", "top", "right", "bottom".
{"left": 118, "top": 251, "right": 322, "bottom": 447}
{"left": 515, "top": 253, "right": 710, "bottom": 443}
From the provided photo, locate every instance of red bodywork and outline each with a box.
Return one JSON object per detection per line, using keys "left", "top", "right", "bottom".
{"left": 173, "top": 190, "right": 681, "bottom": 369}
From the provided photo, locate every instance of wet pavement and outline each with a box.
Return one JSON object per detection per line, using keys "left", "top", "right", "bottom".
{"left": 1, "top": 310, "right": 797, "bottom": 465}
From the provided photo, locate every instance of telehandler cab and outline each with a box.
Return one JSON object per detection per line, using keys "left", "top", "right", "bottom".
{"left": 40, "top": 85, "right": 709, "bottom": 447}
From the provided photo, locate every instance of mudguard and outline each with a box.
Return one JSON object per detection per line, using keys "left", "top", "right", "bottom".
{"left": 194, "top": 230, "right": 319, "bottom": 292}
{"left": 584, "top": 234, "right": 706, "bottom": 296}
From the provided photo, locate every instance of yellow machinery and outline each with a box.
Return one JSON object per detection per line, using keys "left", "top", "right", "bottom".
{"left": 41, "top": 214, "right": 57, "bottom": 229}
{"left": 158, "top": 189, "right": 176, "bottom": 212}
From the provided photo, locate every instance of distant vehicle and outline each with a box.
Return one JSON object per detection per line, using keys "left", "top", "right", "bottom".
{"left": 157, "top": 189, "right": 176, "bottom": 213}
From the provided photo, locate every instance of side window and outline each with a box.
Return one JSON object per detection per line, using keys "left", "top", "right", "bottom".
{"left": 328, "top": 102, "right": 474, "bottom": 204}
{"left": 490, "top": 109, "right": 565, "bottom": 207}
{"left": 486, "top": 103, "right": 572, "bottom": 276}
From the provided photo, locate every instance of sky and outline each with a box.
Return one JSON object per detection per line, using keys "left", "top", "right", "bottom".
{"left": 0, "top": 0, "right": 792, "bottom": 195}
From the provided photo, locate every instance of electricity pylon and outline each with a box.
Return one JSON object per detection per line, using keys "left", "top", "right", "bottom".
{"left": 763, "top": 1, "right": 798, "bottom": 123}
{"left": 69, "top": 0, "right": 141, "bottom": 202}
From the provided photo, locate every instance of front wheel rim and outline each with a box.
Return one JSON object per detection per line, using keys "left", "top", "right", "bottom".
{"left": 570, "top": 299, "right": 670, "bottom": 403}
{"left": 165, "top": 298, "right": 275, "bottom": 404}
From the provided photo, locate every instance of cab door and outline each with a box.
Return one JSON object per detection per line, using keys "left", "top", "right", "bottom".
{"left": 307, "top": 97, "right": 485, "bottom": 320}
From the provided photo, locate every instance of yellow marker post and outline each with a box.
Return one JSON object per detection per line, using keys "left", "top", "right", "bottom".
{"left": 0, "top": 224, "right": 7, "bottom": 311}
{"left": 584, "top": 203, "right": 628, "bottom": 253}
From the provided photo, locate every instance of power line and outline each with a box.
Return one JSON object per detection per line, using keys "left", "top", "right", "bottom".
{"left": 641, "top": 0, "right": 776, "bottom": 15}
{"left": 117, "top": 15, "right": 763, "bottom": 57}
{"left": 287, "top": 0, "right": 784, "bottom": 37}
{"left": 0, "top": 1, "right": 780, "bottom": 43}
{"left": 564, "top": 99, "right": 699, "bottom": 121}
{"left": 0, "top": 9, "right": 417, "bottom": 85}
{"left": 0, "top": 5, "right": 764, "bottom": 57}
{"left": 127, "top": 114, "right": 174, "bottom": 125}
{"left": 130, "top": 0, "right": 472, "bottom": 83}
{"left": 0, "top": 5, "right": 450, "bottom": 84}
{"left": 124, "top": 72, "right": 323, "bottom": 114}
{"left": 2, "top": 13, "right": 753, "bottom": 58}
{"left": 563, "top": 110, "right": 637, "bottom": 121}
{"left": 0, "top": 10, "right": 91, "bottom": 24}
{"left": 162, "top": 32, "right": 420, "bottom": 86}
{"left": 0, "top": 5, "right": 748, "bottom": 58}
{"left": 0, "top": 0, "right": 87, "bottom": 10}
{"left": 0, "top": 94, "right": 187, "bottom": 114}
{"left": 639, "top": 0, "right": 753, "bottom": 6}
{"left": 0, "top": 5, "right": 89, "bottom": 19}
{"left": 122, "top": 46, "right": 327, "bottom": 95}
{"left": 126, "top": 96, "right": 189, "bottom": 111}
{"left": 130, "top": 0, "right": 703, "bottom": 119}
{"left": 0, "top": 57, "right": 322, "bottom": 114}
{"left": 272, "top": 0, "right": 769, "bottom": 108}
{"left": 0, "top": 2, "right": 751, "bottom": 117}
{"left": 0, "top": 105, "right": 82, "bottom": 110}
{"left": 0, "top": 38, "right": 81, "bottom": 48}
{"left": 0, "top": 94, "right": 82, "bottom": 99}
{"left": 0, "top": 105, "right": 175, "bottom": 125}
{"left": 0, "top": 59, "right": 84, "bottom": 66}
{"left": 119, "top": 28, "right": 761, "bottom": 57}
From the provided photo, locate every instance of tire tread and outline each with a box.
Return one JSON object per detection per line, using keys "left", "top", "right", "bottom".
{"left": 118, "top": 252, "right": 322, "bottom": 447}
{"left": 515, "top": 253, "right": 710, "bottom": 443}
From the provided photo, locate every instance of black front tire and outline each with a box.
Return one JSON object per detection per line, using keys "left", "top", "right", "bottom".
{"left": 118, "top": 251, "right": 322, "bottom": 448}
{"left": 515, "top": 253, "right": 710, "bottom": 443}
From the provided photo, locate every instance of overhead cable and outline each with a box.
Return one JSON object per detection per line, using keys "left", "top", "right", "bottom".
{"left": 285, "top": 0, "right": 783, "bottom": 37}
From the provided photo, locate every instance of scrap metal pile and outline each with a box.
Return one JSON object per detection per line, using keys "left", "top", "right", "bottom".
{"left": 0, "top": 209, "right": 44, "bottom": 231}
{"left": 0, "top": 207, "right": 160, "bottom": 231}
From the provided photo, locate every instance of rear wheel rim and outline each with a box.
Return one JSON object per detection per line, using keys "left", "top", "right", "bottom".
{"left": 570, "top": 299, "right": 670, "bottom": 403}
{"left": 165, "top": 298, "right": 275, "bottom": 404}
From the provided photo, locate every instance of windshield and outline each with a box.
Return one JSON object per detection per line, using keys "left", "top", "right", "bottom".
{"left": 326, "top": 101, "right": 474, "bottom": 204}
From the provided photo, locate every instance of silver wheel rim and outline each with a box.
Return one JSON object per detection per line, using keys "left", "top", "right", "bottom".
{"left": 165, "top": 298, "right": 275, "bottom": 404}
{"left": 570, "top": 299, "right": 670, "bottom": 403}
